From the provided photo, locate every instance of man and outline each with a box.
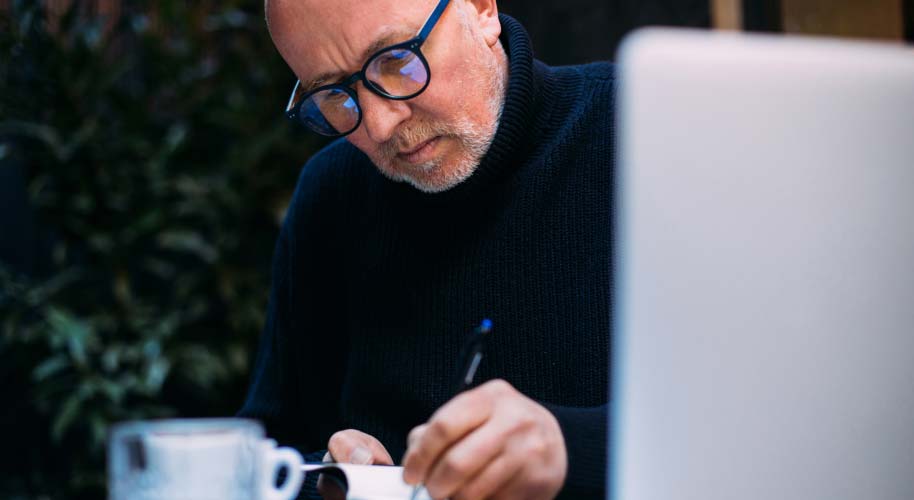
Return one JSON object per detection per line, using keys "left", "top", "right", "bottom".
{"left": 239, "top": 0, "right": 614, "bottom": 498}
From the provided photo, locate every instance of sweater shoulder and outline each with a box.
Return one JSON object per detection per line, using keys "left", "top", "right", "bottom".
{"left": 541, "top": 60, "right": 615, "bottom": 85}
{"left": 576, "top": 60, "right": 616, "bottom": 82}
{"left": 576, "top": 61, "right": 616, "bottom": 110}
{"left": 282, "top": 139, "right": 369, "bottom": 235}
{"left": 560, "top": 61, "right": 616, "bottom": 104}
{"left": 535, "top": 60, "right": 615, "bottom": 115}
{"left": 294, "top": 138, "right": 364, "bottom": 194}
{"left": 531, "top": 60, "right": 616, "bottom": 155}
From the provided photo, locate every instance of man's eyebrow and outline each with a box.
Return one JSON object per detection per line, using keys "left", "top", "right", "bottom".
{"left": 299, "top": 30, "right": 410, "bottom": 94}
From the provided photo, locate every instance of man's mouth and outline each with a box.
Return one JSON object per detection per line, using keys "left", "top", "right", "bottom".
{"left": 397, "top": 136, "right": 441, "bottom": 165}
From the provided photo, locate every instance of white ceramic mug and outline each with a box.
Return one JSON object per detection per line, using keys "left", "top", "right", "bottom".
{"left": 108, "top": 418, "right": 303, "bottom": 500}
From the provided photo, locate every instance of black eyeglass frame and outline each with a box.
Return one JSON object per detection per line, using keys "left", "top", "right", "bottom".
{"left": 284, "top": 0, "right": 451, "bottom": 137}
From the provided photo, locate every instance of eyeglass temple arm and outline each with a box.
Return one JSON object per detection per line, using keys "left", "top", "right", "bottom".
{"left": 286, "top": 80, "right": 301, "bottom": 113}
{"left": 417, "top": 0, "right": 451, "bottom": 42}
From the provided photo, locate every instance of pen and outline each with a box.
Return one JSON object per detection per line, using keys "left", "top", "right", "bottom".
{"left": 410, "top": 318, "right": 492, "bottom": 500}
{"left": 456, "top": 318, "right": 492, "bottom": 392}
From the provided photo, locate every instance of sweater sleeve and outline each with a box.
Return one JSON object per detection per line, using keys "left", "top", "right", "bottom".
{"left": 237, "top": 225, "right": 312, "bottom": 448}
{"left": 237, "top": 172, "right": 349, "bottom": 500}
{"left": 237, "top": 155, "right": 350, "bottom": 461}
{"left": 544, "top": 403, "right": 607, "bottom": 500}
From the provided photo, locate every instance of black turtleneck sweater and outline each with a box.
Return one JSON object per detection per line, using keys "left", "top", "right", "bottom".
{"left": 239, "top": 15, "right": 615, "bottom": 499}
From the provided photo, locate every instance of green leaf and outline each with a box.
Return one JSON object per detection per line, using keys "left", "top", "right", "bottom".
{"left": 164, "top": 123, "right": 188, "bottom": 153}
{"left": 142, "top": 339, "right": 161, "bottom": 359}
{"left": 144, "top": 358, "right": 171, "bottom": 393}
{"left": 0, "top": 120, "right": 64, "bottom": 159}
{"left": 89, "top": 413, "right": 108, "bottom": 452}
{"left": 51, "top": 393, "right": 82, "bottom": 443}
{"left": 97, "top": 378, "right": 126, "bottom": 405}
{"left": 32, "top": 355, "right": 70, "bottom": 381}
{"left": 157, "top": 230, "right": 219, "bottom": 263}
{"left": 101, "top": 346, "right": 121, "bottom": 372}
{"left": 45, "top": 308, "right": 92, "bottom": 367}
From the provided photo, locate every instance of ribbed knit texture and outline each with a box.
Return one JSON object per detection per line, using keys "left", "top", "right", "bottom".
{"left": 239, "top": 15, "right": 615, "bottom": 499}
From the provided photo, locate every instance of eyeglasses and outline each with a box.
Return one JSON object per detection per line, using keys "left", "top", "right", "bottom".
{"left": 285, "top": 0, "right": 451, "bottom": 137}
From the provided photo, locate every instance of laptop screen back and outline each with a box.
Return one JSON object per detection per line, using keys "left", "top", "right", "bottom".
{"left": 611, "top": 29, "right": 914, "bottom": 500}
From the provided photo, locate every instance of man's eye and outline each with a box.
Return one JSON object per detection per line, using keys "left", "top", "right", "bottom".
{"left": 325, "top": 91, "right": 349, "bottom": 103}
{"left": 313, "top": 89, "right": 350, "bottom": 108}
{"left": 377, "top": 52, "right": 411, "bottom": 71}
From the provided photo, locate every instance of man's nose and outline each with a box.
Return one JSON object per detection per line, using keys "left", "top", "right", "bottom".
{"left": 356, "top": 85, "right": 411, "bottom": 144}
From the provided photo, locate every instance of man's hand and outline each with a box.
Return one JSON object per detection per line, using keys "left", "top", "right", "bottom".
{"left": 323, "top": 428, "right": 394, "bottom": 465}
{"left": 317, "top": 429, "right": 395, "bottom": 500}
{"left": 402, "top": 379, "right": 568, "bottom": 500}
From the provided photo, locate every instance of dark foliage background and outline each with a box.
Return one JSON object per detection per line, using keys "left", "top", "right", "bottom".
{"left": 0, "top": 1, "right": 325, "bottom": 497}
{"left": 0, "top": 0, "right": 708, "bottom": 498}
{"left": 499, "top": 0, "right": 710, "bottom": 63}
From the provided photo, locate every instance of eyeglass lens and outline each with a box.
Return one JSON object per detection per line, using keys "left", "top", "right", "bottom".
{"left": 364, "top": 48, "right": 428, "bottom": 96}
{"left": 303, "top": 88, "right": 360, "bottom": 136}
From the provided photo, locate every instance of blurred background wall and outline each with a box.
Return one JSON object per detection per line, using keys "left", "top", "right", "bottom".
{"left": 1, "top": 1, "right": 911, "bottom": 498}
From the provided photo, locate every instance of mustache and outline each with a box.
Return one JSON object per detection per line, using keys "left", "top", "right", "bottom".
{"left": 379, "top": 119, "right": 453, "bottom": 159}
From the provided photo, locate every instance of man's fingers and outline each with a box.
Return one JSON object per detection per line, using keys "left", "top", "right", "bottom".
{"left": 487, "top": 462, "right": 561, "bottom": 500}
{"left": 487, "top": 415, "right": 568, "bottom": 500}
{"left": 407, "top": 424, "right": 428, "bottom": 449}
{"left": 402, "top": 381, "right": 503, "bottom": 484}
{"left": 327, "top": 429, "right": 365, "bottom": 463}
{"left": 366, "top": 435, "right": 394, "bottom": 465}
{"left": 327, "top": 429, "right": 394, "bottom": 465}
{"left": 451, "top": 452, "right": 523, "bottom": 500}
{"left": 422, "top": 419, "right": 508, "bottom": 499}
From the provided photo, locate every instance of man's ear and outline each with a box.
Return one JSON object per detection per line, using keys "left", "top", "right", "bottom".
{"left": 463, "top": 0, "right": 501, "bottom": 46}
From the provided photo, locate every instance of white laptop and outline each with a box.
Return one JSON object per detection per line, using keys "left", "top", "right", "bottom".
{"left": 611, "top": 29, "right": 914, "bottom": 500}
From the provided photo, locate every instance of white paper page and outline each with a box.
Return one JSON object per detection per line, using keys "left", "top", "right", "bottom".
{"left": 302, "top": 463, "right": 433, "bottom": 500}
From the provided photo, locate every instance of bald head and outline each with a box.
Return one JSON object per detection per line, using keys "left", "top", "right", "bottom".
{"left": 274, "top": 0, "right": 413, "bottom": 78}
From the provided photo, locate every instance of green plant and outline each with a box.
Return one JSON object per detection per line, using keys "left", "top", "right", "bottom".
{"left": 0, "top": 1, "right": 324, "bottom": 497}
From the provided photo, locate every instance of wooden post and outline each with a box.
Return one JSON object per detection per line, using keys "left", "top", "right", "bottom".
{"left": 712, "top": 0, "right": 743, "bottom": 30}
{"left": 781, "top": 0, "right": 905, "bottom": 41}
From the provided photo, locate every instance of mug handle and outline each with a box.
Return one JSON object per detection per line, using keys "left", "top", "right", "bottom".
{"left": 260, "top": 445, "right": 304, "bottom": 500}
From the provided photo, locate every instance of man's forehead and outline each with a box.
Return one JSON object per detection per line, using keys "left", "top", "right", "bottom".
{"left": 299, "top": 28, "right": 413, "bottom": 92}
{"left": 266, "top": 0, "right": 429, "bottom": 40}
{"left": 267, "top": 0, "right": 431, "bottom": 82}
